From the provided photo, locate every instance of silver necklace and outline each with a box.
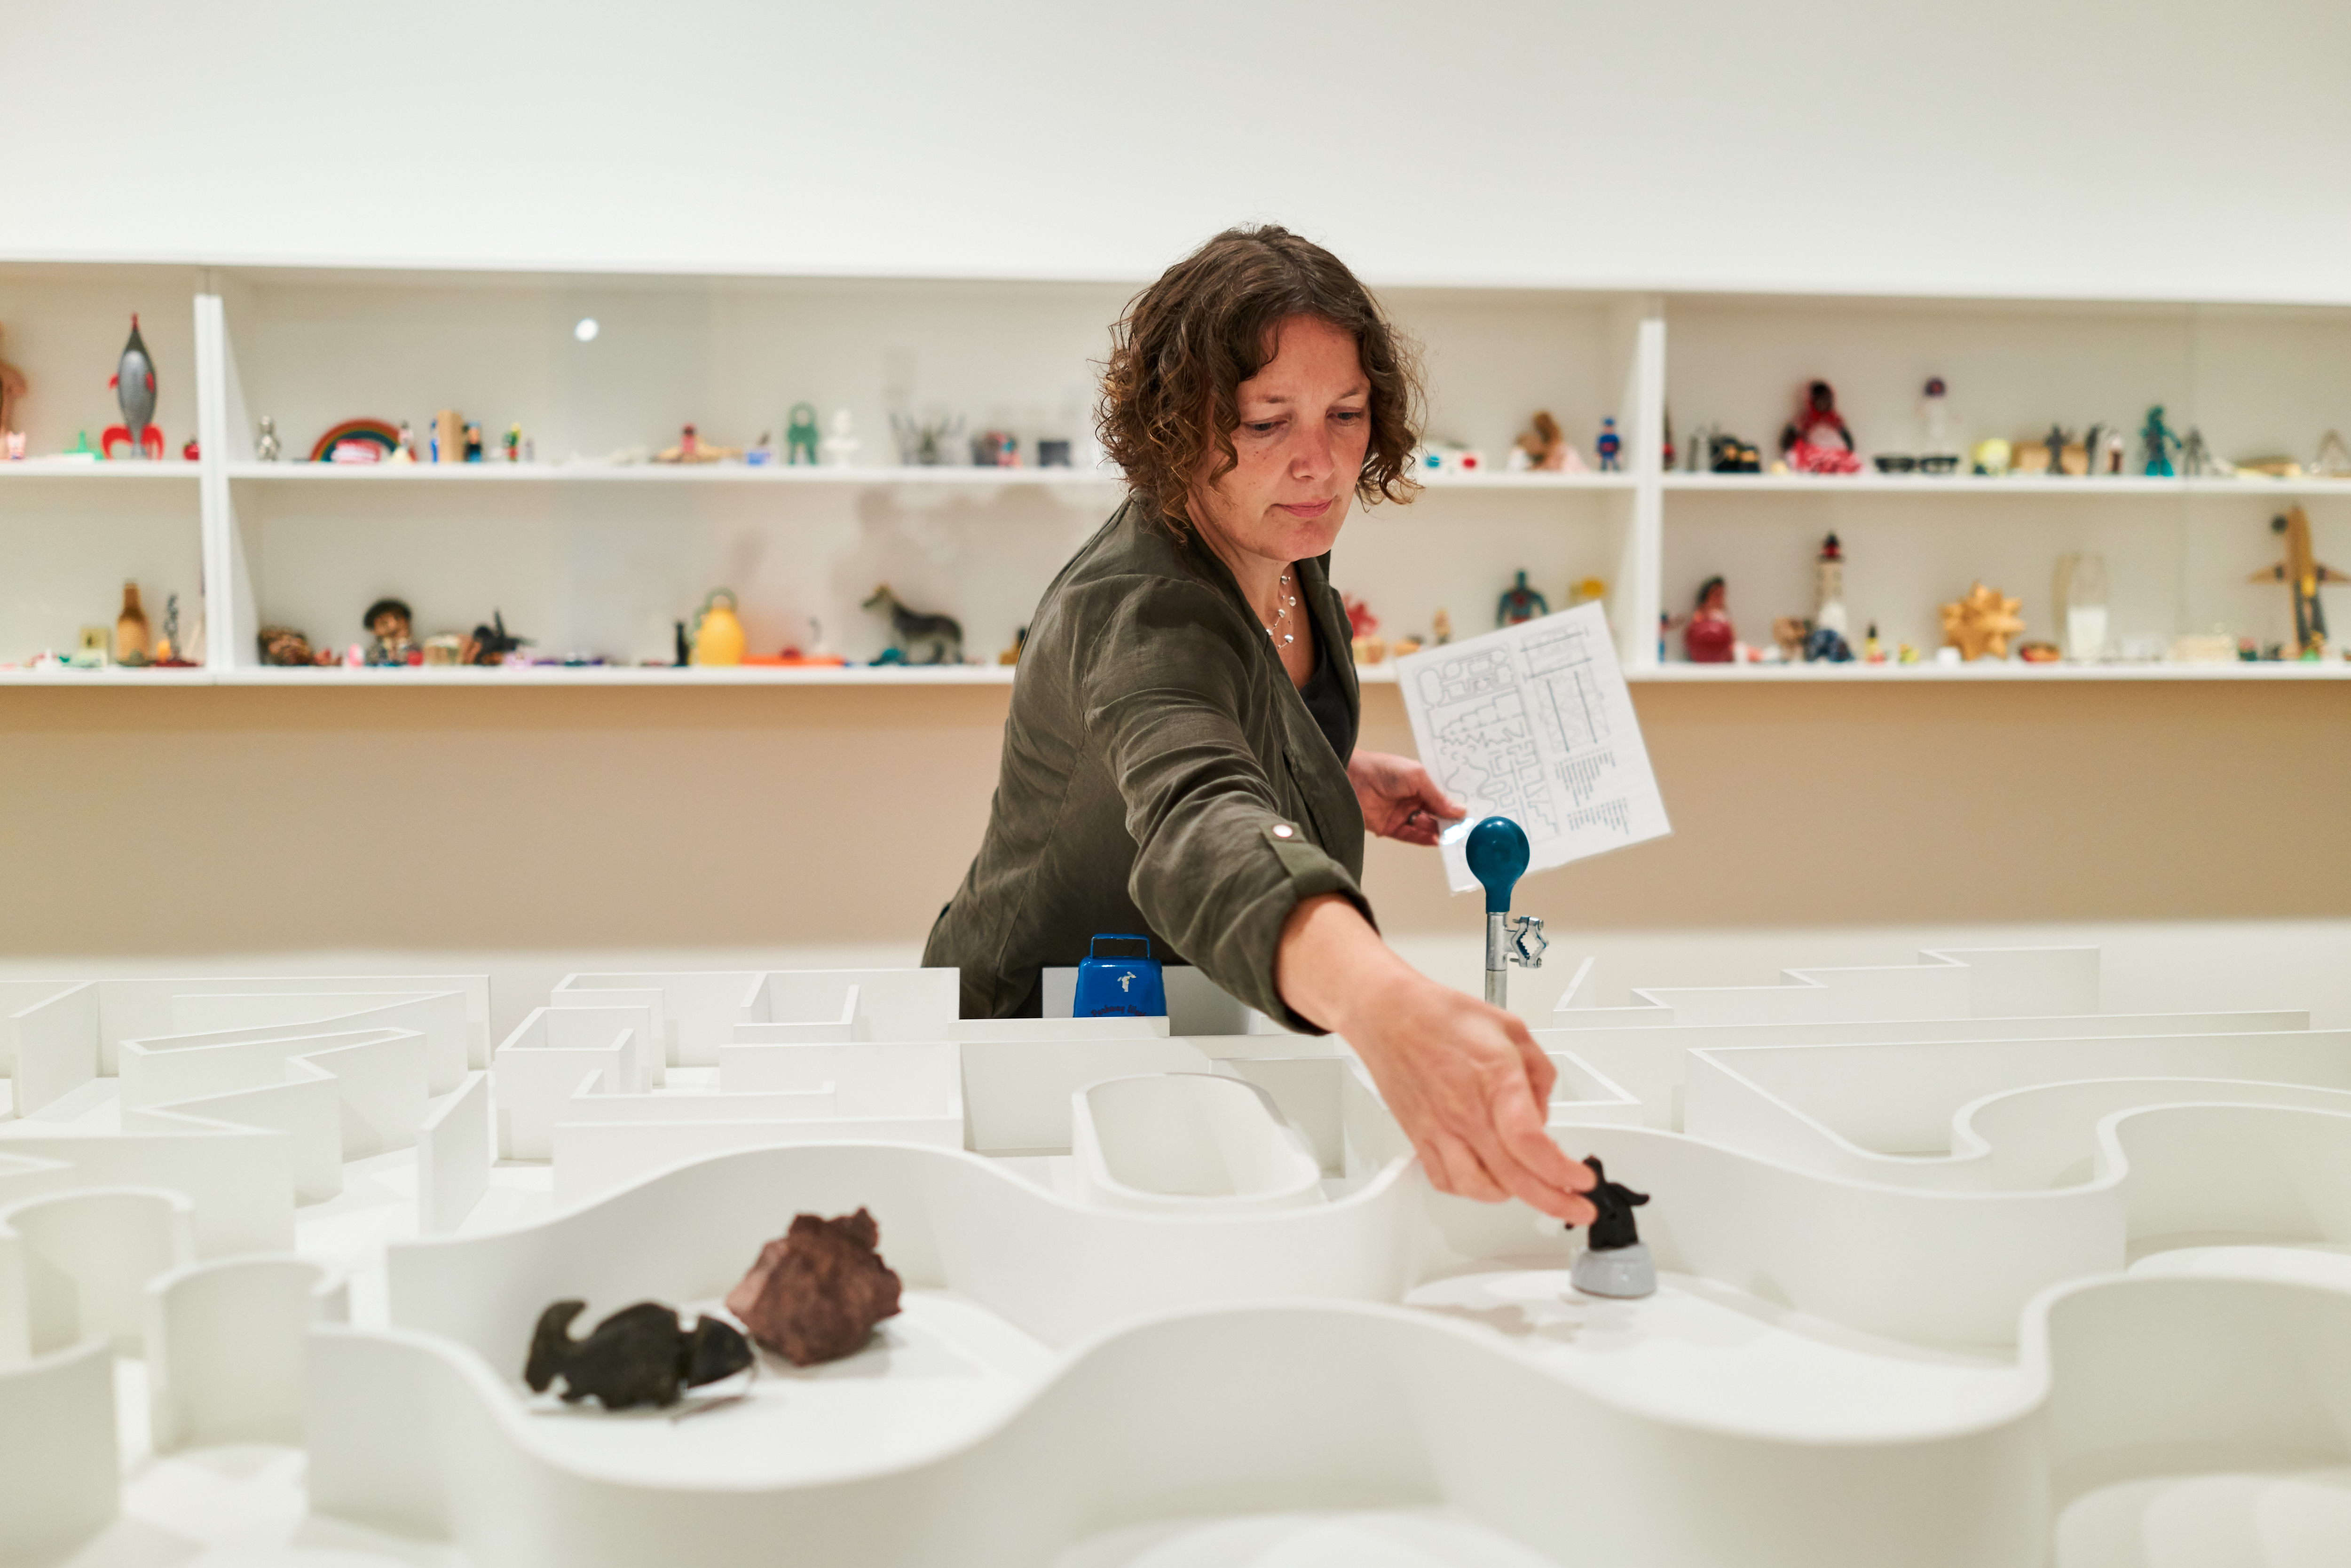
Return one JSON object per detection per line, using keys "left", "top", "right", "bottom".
{"left": 1262, "top": 572, "right": 1298, "bottom": 647}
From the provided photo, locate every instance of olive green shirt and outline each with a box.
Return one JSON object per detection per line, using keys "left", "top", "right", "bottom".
{"left": 923, "top": 496, "right": 1373, "bottom": 1026}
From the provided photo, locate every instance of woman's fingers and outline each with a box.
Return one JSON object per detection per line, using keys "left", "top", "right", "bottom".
{"left": 1423, "top": 1131, "right": 1507, "bottom": 1202}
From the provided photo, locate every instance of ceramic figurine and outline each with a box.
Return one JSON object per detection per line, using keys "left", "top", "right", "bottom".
{"left": 862, "top": 583, "right": 963, "bottom": 664}
{"left": 820, "top": 407, "right": 860, "bottom": 467}
{"left": 1939, "top": 582, "right": 2027, "bottom": 661}
{"left": 0, "top": 323, "right": 26, "bottom": 438}
{"left": 1496, "top": 570, "right": 1549, "bottom": 627}
{"left": 1771, "top": 615, "right": 1808, "bottom": 662}
{"left": 396, "top": 420, "right": 417, "bottom": 462}
{"left": 655, "top": 424, "right": 742, "bottom": 464}
{"left": 256, "top": 625, "right": 315, "bottom": 666}
{"left": 1708, "top": 430, "right": 1761, "bottom": 473}
{"left": 1595, "top": 417, "right": 1622, "bottom": 472}
{"left": 363, "top": 598, "right": 416, "bottom": 666}
{"left": 1813, "top": 533, "right": 1848, "bottom": 635}
{"left": 1803, "top": 625, "right": 1854, "bottom": 662}
{"left": 2140, "top": 405, "right": 2182, "bottom": 477}
{"left": 5, "top": 432, "right": 23, "bottom": 460}
{"left": 113, "top": 582, "right": 152, "bottom": 666}
{"left": 1972, "top": 437, "right": 2011, "bottom": 476}
{"left": 2250, "top": 506, "right": 2343, "bottom": 657}
{"left": 691, "top": 590, "right": 747, "bottom": 667}
{"left": 1569, "top": 1157, "right": 1655, "bottom": 1300}
{"left": 1780, "top": 381, "right": 1861, "bottom": 475}
{"left": 1432, "top": 608, "right": 1452, "bottom": 646}
{"left": 466, "top": 611, "right": 531, "bottom": 666}
{"left": 102, "top": 315, "right": 164, "bottom": 461}
{"left": 1512, "top": 410, "right": 1583, "bottom": 472}
{"left": 525, "top": 1300, "right": 753, "bottom": 1410}
{"left": 1681, "top": 577, "right": 1735, "bottom": 663}
{"left": 786, "top": 403, "right": 820, "bottom": 465}
{"left": 1864, "top": 623, "right": 1886, "bottom": 663}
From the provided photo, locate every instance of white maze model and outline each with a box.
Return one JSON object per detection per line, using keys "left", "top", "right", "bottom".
{"left": 2, "top": 948, "right": 2349, "bottom": 1566}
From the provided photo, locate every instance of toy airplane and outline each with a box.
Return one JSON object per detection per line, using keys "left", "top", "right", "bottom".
{"left": 2250, "top": 506, "right": 2344, "bottom": 657}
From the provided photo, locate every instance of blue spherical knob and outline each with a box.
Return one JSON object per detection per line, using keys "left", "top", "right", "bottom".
{"left": 1465, "top": 815, "right": 1530, "bottom": 914}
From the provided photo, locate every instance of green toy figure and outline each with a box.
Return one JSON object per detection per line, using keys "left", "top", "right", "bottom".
{"left": 786, "top": 403, "right": 821, "bottom": 466}
{"left": 2140, "top": 405, "right": 2183, "bottom": 478}
{"left": 1496, "top": 569, "right": 1550, "bottom": 627}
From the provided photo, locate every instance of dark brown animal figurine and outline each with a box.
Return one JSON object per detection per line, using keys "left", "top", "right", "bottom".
{"left": 862, "top": 584, "right": 963, "bottom": 665}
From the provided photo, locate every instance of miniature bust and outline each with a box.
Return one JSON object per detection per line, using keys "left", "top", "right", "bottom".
{"left": 363, "top": 597, "right": 416, "bottom": 666}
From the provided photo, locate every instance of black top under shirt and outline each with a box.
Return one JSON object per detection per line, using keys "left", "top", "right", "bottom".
{"left": 1296, "top": 609, "right": 1357, "bottom": 765}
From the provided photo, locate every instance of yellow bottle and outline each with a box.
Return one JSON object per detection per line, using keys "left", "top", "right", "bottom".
{"left": 692, "top": 589, "right": 746, "bottom": 666}
{"left": 114, "top": 581, "right": 152, "bottom": 666}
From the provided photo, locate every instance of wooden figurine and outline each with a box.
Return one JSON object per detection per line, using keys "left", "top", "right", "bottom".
{"left": 2250, "top": 506, "right": 2343, "bottom": 657}
{"left": 1939, "top": 582, "right": 2027, "bottom": 661}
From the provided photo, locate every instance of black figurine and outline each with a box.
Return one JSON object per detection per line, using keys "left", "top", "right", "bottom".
{"left": 1582, "top": 1157, "right": 1649, "bottom": 1250}
{"left": 468, "top": 610, "right": 533, "bottom": 667}
{"left": 524, "top": 1300, "right": 754, "bottom": 1410}
{"left": 1570, "top": 1157, "right": 1657, "bottom": 1299}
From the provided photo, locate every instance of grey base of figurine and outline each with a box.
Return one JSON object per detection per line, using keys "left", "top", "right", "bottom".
{"left": 1570, "top": 1242, "right": 1656, "bottom": 1299}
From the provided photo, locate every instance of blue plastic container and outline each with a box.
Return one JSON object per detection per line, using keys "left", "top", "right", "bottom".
{"left": 1073, "top": 934, "right": 1167, "bottom": 1018}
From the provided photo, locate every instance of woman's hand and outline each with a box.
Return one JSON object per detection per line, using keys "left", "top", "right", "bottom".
{"left": 1347, "top": 750, "right": 1465, "bottom": 845}
{"left": 1276, "top": 894, "right": 1597, "bottom": 1222}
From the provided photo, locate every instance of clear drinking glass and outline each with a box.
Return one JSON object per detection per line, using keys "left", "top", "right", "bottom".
{"left": 2057, "top": 553, "right": 2110, "bottom": 661}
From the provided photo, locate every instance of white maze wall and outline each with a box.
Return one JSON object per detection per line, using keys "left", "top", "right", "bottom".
{"left": 3, "top": 950, "right": 2349, "bottom": 1566}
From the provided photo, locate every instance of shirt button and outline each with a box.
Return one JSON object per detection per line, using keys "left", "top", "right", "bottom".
{"left": 1273, "top": 825, "right": 1294, "bottom": 838}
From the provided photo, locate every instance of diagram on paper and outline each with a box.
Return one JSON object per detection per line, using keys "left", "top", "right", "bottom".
{"left": 1397, "top": 603, "right": 1671, "bottom": 894}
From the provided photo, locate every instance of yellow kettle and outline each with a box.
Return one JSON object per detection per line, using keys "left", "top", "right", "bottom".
{"left": 692, "top": 589, "right": 746, "bottom": 666}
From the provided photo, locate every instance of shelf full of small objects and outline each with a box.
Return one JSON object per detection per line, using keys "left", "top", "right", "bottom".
{"left": 2, "top": 260, "right": 2348, "bottom": 686}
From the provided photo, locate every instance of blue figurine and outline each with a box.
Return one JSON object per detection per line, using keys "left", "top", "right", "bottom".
{"left": 1496, "top": 570, "right": 1550, "bottom": 627}
{"left": 1595, "top": 417, "right": 1622, "bottom": 472}
{"left": 2140, "top": 405, "right": 2183, "bottom": 478}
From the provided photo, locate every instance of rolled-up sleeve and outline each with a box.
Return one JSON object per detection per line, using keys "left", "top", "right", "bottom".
{"left": 1077, "top": 578, "right": 1375, "bottom": 1030}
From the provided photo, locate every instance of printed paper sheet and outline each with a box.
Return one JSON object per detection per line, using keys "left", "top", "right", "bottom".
{"left": 1394, "top": 602, "right": 1672, "bottom": 894}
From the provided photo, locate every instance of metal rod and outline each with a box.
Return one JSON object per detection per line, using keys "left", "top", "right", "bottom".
{"left": 1484, "top": 910, "right": 1508, "bottom": 1007}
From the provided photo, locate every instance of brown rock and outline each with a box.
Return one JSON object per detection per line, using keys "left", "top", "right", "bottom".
{"left": 725, "top": 1208, "right": 903, "bottom": 1367}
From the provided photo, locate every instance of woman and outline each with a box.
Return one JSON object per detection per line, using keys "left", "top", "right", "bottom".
{"left": 924, "top": 226, "right": 1594, "bottom": 1223}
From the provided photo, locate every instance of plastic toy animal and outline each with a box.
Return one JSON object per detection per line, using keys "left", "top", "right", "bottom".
{"left": 2140, "top": 405, "right": 2183, "bottom": 477}
{"left": 103, "top": 315, "right": 165, "bottom": 460}
{"left": 862, "top": 584, "right": 963, "bottom": 664}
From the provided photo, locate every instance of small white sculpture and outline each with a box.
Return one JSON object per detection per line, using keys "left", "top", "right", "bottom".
{"left": 821, "top": 407, "right": 860, "bottom": 468}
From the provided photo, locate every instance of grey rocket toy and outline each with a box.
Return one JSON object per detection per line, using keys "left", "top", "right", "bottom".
{"left": 105, "top": 314, "right": 161, "bottom": 459}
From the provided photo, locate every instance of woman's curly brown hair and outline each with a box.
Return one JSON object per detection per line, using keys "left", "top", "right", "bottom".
{"left": 1098, "top": 225, "right": 1423, "bottom": 537}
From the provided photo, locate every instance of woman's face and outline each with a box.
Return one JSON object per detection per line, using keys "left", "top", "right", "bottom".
{"left": 1191, "top": 314, "right": 1372, "bottom": 567}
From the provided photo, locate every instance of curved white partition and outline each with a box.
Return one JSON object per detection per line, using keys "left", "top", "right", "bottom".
{"left": 386, "top": 1143, "right": 1419, "bottom": 1362}
{"left": 0, "top": 1337, "right": 118, "bottom": 1561}
{"left": 145, "top": 1254, "right": 349, "bottom": 1450}
{"left": 0, "top": 1186, "right": 196, "bottom": 1355}
{"left": 1071, "top": 1075, "right": 1323, "bottom": 1213}
{"left": 308, "top": 1302, "right": 2047, "bottom": 1568}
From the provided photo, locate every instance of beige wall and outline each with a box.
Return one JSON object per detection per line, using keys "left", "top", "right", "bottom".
{"left": 4, "top": 680, "right": 2345, "bottom": 962}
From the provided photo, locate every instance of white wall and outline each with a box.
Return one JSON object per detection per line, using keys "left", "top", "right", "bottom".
{"left": 9, "top": 1, "right": 2351, "bottom": 303}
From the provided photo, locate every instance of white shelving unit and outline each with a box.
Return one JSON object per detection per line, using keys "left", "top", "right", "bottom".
{"left": 4, "top": 262, "right": 2348, "bottom": 685}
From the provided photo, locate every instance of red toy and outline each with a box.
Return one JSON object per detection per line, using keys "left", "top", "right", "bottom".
{"left": 1780, "top": 380, "right": 1861, "bottom": 475}
{"left": 1681, "top": 576, "right": 1736, "bottom": 662}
